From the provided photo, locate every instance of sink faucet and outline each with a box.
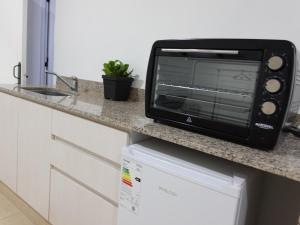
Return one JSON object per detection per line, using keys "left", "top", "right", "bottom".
{"left": 45, "top": 70, "right": 78, "bottom": 92}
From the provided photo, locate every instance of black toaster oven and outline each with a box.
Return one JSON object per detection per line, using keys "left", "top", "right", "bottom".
{"left": 145, "top": 39, "right": 300, "bottom": 150}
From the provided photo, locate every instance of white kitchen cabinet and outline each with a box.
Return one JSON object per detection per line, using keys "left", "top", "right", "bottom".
{"left": 49, "top": 168, "right": 117, "bottom": 225}
{"left": 0, "top": 96, "right": 128, "bottom": 223}
{"left": 52, "top": 110, "right": 128, "bottom": 164}
{"left": 50, "top": 110, "right": 128, "bottom": 224}
{"left": 50, "top": 137, "right": 120, "bottom": 203}
{"left": 17, "top": 99, "right": 52, "bottom": 219}
{"left": 0, "top": 93, "right": 18, "bottom": 191}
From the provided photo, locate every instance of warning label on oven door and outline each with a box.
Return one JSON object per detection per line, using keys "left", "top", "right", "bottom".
{"left": 119, "top": 158, "right": 143, "bottom": 215}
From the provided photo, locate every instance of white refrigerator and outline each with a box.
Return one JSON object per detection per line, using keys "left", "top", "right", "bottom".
{"left": 117, "top": 139, "right": 260, "bottom": 225}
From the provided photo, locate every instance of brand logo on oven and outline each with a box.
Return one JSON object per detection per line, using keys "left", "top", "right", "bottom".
{"left": 186, "top": 116, "right": 193, "bottom": 123}
{"left": 255, "top": 123, "right": 274, "bottom": 130}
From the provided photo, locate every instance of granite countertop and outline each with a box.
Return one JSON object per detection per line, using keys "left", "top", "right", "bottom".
{"left": 1, "top": 83, "right": 300, "bottom": 183}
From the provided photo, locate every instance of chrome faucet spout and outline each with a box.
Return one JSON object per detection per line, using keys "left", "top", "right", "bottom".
{"left": 45, "top": 70, "right": 78, "bottom": 92}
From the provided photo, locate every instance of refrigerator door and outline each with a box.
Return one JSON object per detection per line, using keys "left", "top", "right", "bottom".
{"left": 118, "top": 142, "right": 245, "bottom": 225}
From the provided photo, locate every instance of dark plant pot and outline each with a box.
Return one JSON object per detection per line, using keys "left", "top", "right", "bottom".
{"left": 102, "top": 75, "right": 134, "bottom": 101}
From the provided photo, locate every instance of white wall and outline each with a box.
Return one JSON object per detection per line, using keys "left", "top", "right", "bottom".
{"left": 53, "top": 0, "right": 300, "bottom": 88}
{"left": 0, "top": 0, "right": 23, "bottom": 84}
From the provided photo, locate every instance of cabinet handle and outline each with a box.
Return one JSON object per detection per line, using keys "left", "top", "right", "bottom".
{"left": 51, "top": 135, "right": 120, "bottom": 168}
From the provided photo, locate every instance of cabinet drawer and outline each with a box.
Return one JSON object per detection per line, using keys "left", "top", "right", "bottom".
{"left": 50, "top": 169, "right": 117, "bottom": 225}
{"left": 51, "top": 138, "right": 120, "bottom": 203}
{"left": 52, "top": 110, "right": 128, "bottom": 164}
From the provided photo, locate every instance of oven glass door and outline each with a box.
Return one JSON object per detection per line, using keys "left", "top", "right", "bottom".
{"left": 150, "top": 50, "right": 262, "bottom": 128}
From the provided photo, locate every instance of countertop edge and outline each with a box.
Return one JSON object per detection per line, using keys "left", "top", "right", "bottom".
{"left": 1, "top": 87, "right": 299, "bottom": 183}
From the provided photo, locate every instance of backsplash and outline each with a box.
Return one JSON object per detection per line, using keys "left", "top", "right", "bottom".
{"left": 53, "top": 1, "right": 300, "bottom": 89}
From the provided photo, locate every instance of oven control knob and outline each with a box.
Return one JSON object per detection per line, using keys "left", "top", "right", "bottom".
{"left": 265, "top": 79, "right": 282, "bottom": 93}
{"left": 261, "top": 101, "right": 277, "bottom": 115}
{"left": 267, "top": 56, "right": 284, "bottom": 71}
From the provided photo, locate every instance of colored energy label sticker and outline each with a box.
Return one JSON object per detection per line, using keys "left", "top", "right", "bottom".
{"left": 122, "top": 167, "right": 133, "bottom": 187}
{"left": 120, "top": 159, "right": 142, "bottom": 215}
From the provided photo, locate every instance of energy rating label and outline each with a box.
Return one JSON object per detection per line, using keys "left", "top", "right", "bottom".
{"left": 122, "top": 167, "right": 133, "bottom": 187}
{"left": 119, "top": 158, "right": 142, "bottom": 215}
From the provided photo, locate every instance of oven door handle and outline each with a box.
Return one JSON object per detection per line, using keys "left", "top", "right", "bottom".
{"left": 161, "top": 48, "right": 239, "bottom": 55}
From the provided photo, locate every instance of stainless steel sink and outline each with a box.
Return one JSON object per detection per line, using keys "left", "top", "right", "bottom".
{"left": 21, "top": 87, "right": 71, "bottom": 96}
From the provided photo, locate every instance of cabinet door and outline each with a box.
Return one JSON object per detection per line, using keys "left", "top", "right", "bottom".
{"left": 49, "top": 168, "right": 117, "bottom": 225}
{"left": 17, "top": 99, "right": 52, "bottom": 219}
{"left": 0, "top": 93, "right": 18, "bottom": 191}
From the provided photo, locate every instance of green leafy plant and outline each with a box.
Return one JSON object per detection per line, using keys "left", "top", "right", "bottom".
{"left": 102, "top": 60, "right": 133, "bottom": 77}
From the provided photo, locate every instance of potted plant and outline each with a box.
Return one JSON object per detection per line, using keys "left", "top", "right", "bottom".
{"left": 102, "top": 60, "right": 134, "bottom": 101}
